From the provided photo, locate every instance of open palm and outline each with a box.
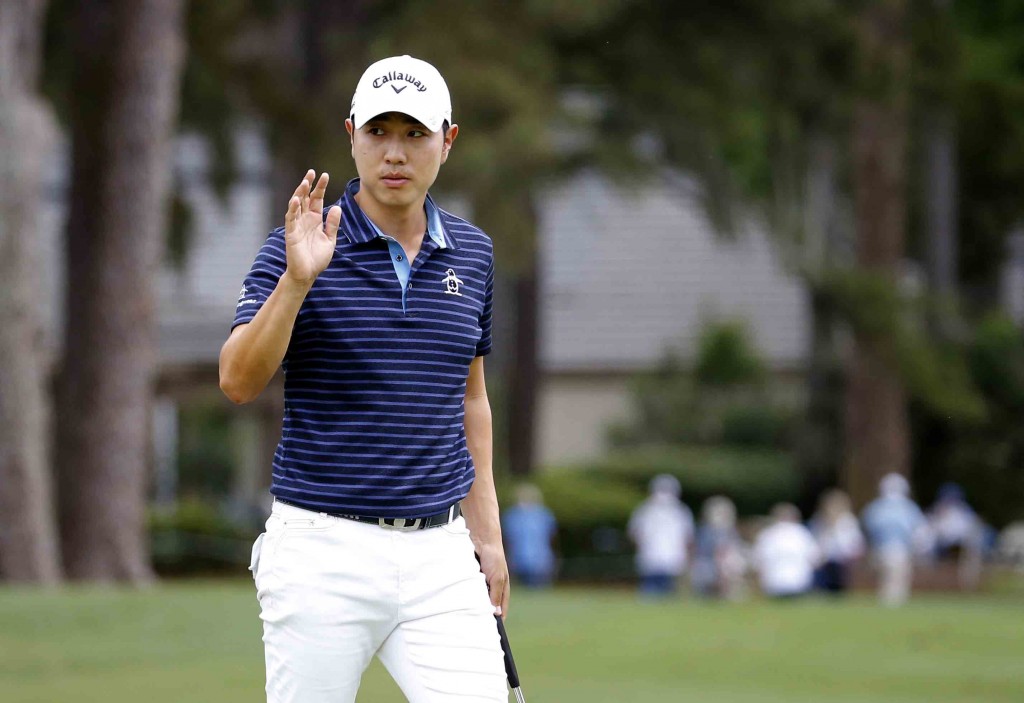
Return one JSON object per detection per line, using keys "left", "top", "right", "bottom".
{"left": 284, "top": 169, "right": 342, "bottom": 285}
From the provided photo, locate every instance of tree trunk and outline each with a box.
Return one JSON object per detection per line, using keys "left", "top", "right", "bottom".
{"left": 507, "top": 261, "right": 540, "bottom": 477}
{"left": 843, "top": 0, "right": 911, "bottom": 508}
{"left": 56, "top": 0, "right": 186, "bottom": 583}
{"left": 0, "top": 0, "right": 62, "bottom": 584}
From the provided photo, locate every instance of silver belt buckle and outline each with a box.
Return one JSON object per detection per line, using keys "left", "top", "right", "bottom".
{"left": 379, "top": 517, "right": 422, "bottom": 531}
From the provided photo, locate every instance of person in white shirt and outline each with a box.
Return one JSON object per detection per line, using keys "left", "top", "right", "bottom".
{"left": 628, "top": 474, "right": 695, "bottom": 595}
{"left": 753, "top": 503, "right": 821, "bottom": 599}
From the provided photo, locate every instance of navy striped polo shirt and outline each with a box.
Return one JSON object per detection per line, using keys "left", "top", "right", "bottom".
{"left": 233, "top": 178, "right": 494, "bottom": 518}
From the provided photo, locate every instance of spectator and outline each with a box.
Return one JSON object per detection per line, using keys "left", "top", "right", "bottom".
{"left": 753, "top": 503, "right": 821, "bottom": 599}
{"left": 928, "top": 482, "right": 985, "bottom": 590}
{"left": 502, "top": 484, "right": 558, "bottom": 588}
{"left": 691, "top": 496, "right": 747, "bottom": 600}
{"left": 628, "top": 474, "right": 695, "bottom": 596}
{"left": 810, "top": 489, "right": 865, "bottom": 594}
{"left": 861, "top": 473, "right": 929, "bottom": 607}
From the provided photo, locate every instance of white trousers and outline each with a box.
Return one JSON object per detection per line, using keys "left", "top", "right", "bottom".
{"left": 249, "top": 500, "right": 507, "bottom": 702}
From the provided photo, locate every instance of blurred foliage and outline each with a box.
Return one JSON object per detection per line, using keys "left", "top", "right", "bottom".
{"left": 177, "top": 402, "right": 235, "bottom": 499}
{"left": 148, "top": 498, "right": 255, "bottom": 576}
{"left": 820, "top": 269, "right": 986, "bottom": 422}
{"left": 953, "top": 0, "right": 1024, "bottom": 302}
{"left": 695, "top": 320, "right": 766, "bottom": 386}
{"left": 609, "top": 321, "right": 795, "bottom": 449}
{"left": 912, "top": 314, "right": 1024, "bottom": 526}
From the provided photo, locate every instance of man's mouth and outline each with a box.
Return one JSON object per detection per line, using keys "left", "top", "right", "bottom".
{"left": 381, "top": 174, "right": 410, "bottom": 188}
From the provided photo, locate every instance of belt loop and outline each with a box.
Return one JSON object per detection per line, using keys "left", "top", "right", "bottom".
{"left": 447, "top": 504, "right": 455, "bottom": 524}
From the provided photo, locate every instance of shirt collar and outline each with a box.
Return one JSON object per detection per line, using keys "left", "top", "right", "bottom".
{"left": 337, "top": 178, "right": 456, "bottom": 249}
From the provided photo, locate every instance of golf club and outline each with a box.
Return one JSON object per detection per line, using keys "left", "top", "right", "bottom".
{"left": 494, "top": 614, "right": 526, "bottom": 702}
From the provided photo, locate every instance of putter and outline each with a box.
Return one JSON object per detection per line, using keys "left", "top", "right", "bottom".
{"left": 494, "top": 614, "right": 526, "bottom": 702}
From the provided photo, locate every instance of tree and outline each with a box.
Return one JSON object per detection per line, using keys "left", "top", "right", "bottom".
{"left": 0, "top": 0, "right": 62, "bottom": 584}
{"left": 55, "top": 0, "right": 187, "bottom": 582}
{"left": 842, "top": 0, "right": 913, "bottom": 506}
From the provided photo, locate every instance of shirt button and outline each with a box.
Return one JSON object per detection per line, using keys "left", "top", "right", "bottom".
{"left": 396, "top": 255, "right": 403, "bottom": 261}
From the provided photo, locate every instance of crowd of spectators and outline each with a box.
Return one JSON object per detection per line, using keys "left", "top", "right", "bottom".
{"left": 501, "top": 473, "right": 997, "bottom": 605}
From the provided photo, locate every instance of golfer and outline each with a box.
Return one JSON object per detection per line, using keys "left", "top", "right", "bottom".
{"left": 220, "top": 55, "right": 508, "bottom": 702}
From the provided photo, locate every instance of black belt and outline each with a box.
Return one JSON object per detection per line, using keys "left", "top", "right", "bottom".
{"left": 277, "top": 499, "right": 461, "bottom": 531}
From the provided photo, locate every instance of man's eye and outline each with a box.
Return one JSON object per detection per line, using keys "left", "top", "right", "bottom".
{"left": 409, "top": 130, "right": 426, "bottom": 138}
{"left": 368, "top": 127, "right": 385, "bottom": 135}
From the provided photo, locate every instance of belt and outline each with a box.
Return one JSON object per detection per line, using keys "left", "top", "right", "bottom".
{"left": 277, "top": 499, "right": 462, "bottom": 531}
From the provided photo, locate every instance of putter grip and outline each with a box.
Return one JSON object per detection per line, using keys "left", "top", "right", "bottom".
{"left": 494, "top": 614, "right": 521, "bottom": 689}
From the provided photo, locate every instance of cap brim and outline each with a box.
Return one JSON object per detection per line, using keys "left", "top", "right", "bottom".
{"left": 352, "top": 103, "right": 445, "bottom": 133}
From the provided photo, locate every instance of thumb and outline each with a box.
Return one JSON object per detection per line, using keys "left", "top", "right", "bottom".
{"left": 325, "top": 205, "right": 342, "bottom": 243}
{"left": 488, "top": 573, "right": 506, "bottom": 616}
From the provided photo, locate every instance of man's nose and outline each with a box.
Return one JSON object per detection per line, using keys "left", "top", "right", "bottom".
{"left": 384, "top": 136, "right": 406, "bottom": 164}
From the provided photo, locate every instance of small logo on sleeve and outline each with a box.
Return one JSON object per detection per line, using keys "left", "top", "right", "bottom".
{"left": 442, "top": 269, "right": 464, "bottom": 296}
{"left": 236, "top": 284, "right": 259, "bottom": 308}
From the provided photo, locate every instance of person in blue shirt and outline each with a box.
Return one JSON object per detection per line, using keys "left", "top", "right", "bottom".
{"left": 861, "top": 473, "right": 928, "bottom": 607}
{"left": 502, "top": 484, "right": 558, "bottom": 588}
{"left": 220, "top": 56, "right": 508, "bottom": 702}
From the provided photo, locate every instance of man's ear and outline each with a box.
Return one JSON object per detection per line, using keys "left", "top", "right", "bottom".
{"left": 441, "top": 123, "right": 459, "bottom": 164}
{"left": 345, "top": 118, "right": 355, "bottom": 153}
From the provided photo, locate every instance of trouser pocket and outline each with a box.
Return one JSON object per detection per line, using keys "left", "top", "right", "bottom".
{"left": 249, "top": 532, "right": 265, "bottom": 579}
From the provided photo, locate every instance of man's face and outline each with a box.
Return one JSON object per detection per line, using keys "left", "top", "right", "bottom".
{"left": 346, "top": 112, "right": 458, "bottom": 210}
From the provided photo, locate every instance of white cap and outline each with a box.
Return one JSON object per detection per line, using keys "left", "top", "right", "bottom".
{"left": 350, "top": 55, "right": 452, "bottom": 133}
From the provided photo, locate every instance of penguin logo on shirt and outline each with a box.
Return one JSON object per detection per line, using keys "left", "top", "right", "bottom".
{"left": 442, "top": 268, "right": 464, "bottom": 296}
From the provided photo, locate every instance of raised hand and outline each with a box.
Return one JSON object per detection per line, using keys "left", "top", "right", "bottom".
{"left": 283, "top": 170, "right": 342, "bottom": 286}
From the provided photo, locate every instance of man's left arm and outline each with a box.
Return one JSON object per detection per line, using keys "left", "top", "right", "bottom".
{"left": 461, "top": 355, "right": 509, "bottom": 619}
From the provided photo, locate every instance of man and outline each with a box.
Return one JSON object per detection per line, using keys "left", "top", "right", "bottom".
{"left": 862, "top": 473, "right": 929, "bottom": 607}
{"left": 627, "top": 474, "right": 695, "bottom": 595}
{"left": 220, "top": 55, "right": 508, "bottom": 702}
{"left": 752, "top": 503, "right": 821, "bottom": 599}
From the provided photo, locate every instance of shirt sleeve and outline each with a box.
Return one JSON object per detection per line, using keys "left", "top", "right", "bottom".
{"left": 475, "top": 256, "right": 495, "bottom": 357}
{"left": 232, "top": 227, "right": 288, "bottom": 330}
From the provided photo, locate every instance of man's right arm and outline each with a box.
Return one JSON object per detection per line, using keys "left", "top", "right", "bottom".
{"left": 219, "top": 169, "right": 341, "bottom": 404}
{"left": 218, "top": 272, "right": 312, "bottom": 404}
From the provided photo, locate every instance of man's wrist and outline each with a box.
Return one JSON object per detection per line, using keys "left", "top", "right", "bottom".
{"left": 280, "top": 269, "right": 316, "bottom": 295}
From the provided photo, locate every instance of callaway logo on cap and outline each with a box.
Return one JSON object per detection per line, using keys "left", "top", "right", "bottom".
{"left": 350, "top": 55, "right": 452, "bottom": 133}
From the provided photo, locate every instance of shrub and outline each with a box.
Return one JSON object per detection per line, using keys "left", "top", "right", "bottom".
{"left": 148, "top": 498, "right": 257, "bottom": 575}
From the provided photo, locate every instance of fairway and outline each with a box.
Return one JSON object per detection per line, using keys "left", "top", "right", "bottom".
{"left": 1, "top": 582, "right": 1022, "bottom": 702}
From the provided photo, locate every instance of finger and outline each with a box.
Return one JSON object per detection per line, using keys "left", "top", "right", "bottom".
{"left": 293, "top": 174, "right": 312, "bottom": 199}
{"left": 500, "top": 579, "right": 510, "bottom": 620}
{"left": 284, "top": 196, "right": 300, "bottom": 233}
{"left": 325, "top": 205, "right": 341, "bottom": 244}
{"left": 310, "top": 172, "right": 329, "bottom": 213}
{"left": 488, "top": 572, "right": 506, "bottom": 616}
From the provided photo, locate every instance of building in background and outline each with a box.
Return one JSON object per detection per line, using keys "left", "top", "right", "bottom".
{"left": 537, "top": 174, "right": 809, "bottom": 464}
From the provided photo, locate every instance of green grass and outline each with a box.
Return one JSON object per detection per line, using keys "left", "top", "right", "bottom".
{"left": 1, "top": 581, "right": 1022, "bottom": 702}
